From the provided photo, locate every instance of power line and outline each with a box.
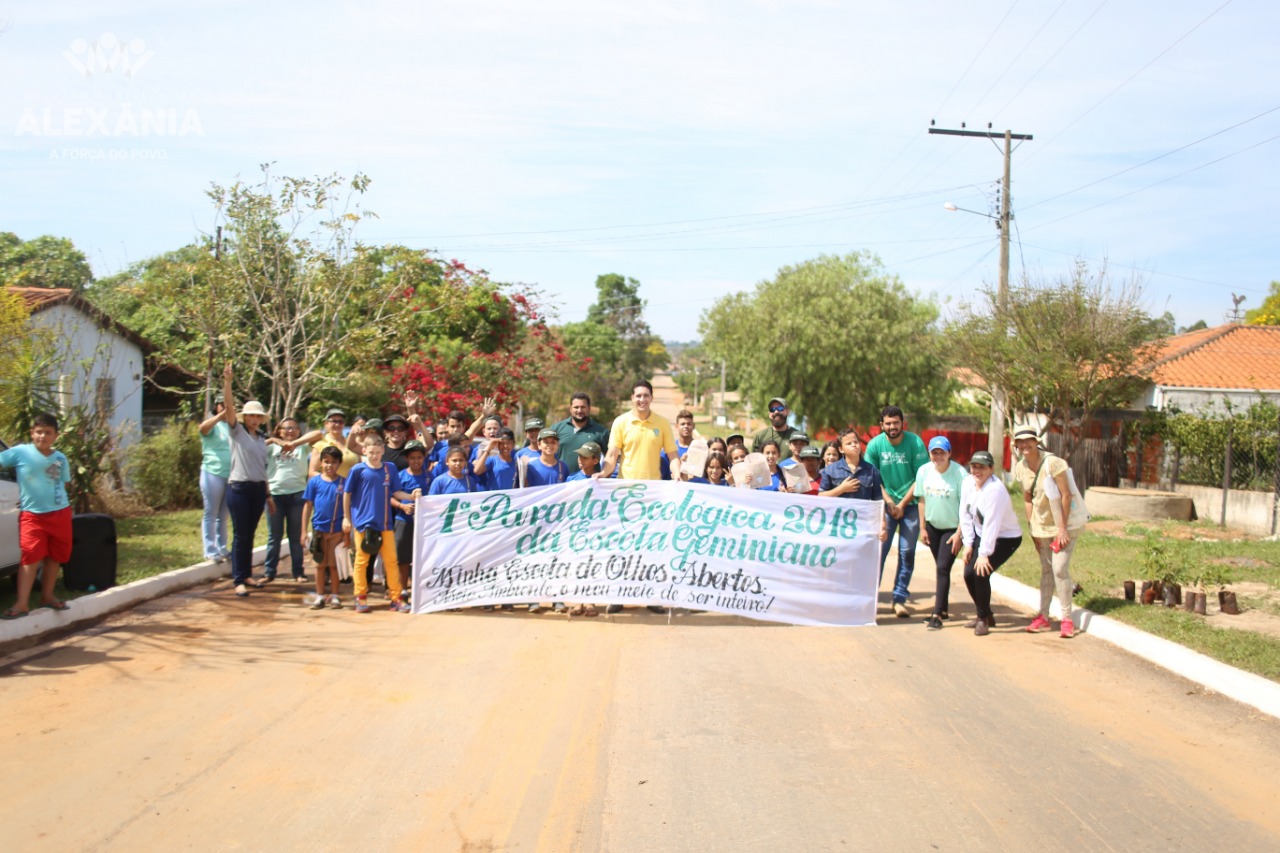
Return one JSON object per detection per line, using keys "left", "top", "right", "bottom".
{"left": 1024, "top": 129, "right": 1280, "bottom": 231}
{"left": 1016, "top": 241, "right": 1270, "bottom": 294}
{"left": 966, "top": 0, "right": 1070, "bottom": 120}
{"left": 389, "top": 184, "right": 980, "bottom": 241}
{"left": 989, "top": 0, "right": 1110, "bottom": 123}
{"left": 1021, "top": 103, "right": 1280, "bottom": 211}
{"left": 1021, "top": 0, "right": 1236, "bottom": 168}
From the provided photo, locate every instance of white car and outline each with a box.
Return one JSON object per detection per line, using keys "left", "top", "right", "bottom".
{"left": 0, "top": 436, "right": 20, "bottom": 574}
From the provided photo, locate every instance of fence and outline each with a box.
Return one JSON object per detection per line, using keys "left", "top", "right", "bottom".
{"left": 1119, "top": 401, "right": 1280, "bottom": 535}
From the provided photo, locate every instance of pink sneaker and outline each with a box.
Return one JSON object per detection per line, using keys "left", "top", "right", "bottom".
{"left": 1060, "top": 619, "right": 1075, "bottom": 639}
{"left": 1027, "top": 615, "right": 1051, "bottom": 633}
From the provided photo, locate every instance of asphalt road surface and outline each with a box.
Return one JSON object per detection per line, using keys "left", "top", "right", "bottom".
{"left": 2, "top": 573, "right": 1279, "bottom": 852}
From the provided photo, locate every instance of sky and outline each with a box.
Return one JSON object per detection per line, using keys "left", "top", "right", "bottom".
{"left": 2, "top": 0, "right": 1278, "bottom": 342}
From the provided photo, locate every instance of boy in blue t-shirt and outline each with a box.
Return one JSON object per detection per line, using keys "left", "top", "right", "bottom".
{"left": 393, "top": 440, "right": 432, "bottom": 603}
{"left": 343, "top": 434, "right": 422, "bottom": 614}
{"left": 523, "top": 429, "right": 570, "bottom": 613}
{"left": 523, "top": 429, "right": 570, "bottom": 487}
{"left": 301, "top": 446, "right": 347, "bottom": 609}
{"left": 428, "top": 445, "right": 481, "bottom": 495}
{"left": 0, "top": 412, "right": 73, "bottom": 619}
{"left": 566, "top": 441, "right": 601, "bottom": 481}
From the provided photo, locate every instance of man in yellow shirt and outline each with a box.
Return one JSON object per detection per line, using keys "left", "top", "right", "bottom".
{"left": 600, "top": 380, "right": 681, "bottom": 482}
{"left": 598, "top": 380, "right": 679, "bottom": 616}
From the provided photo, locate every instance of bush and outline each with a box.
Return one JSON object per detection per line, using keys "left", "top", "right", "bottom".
{"left": 127, "top": 419, "right": 203, "bottom": 509}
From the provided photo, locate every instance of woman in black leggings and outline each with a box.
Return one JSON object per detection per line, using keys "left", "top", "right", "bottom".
{"left": 958, "top": 451, "right": 1023, "bottom": 636}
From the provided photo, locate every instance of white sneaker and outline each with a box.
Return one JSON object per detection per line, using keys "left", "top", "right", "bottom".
{"left": 310, "top": 595, "right": 326, "bottom": 610}
{"left": 328, "top": 595, "right": 342, "bottom": 609}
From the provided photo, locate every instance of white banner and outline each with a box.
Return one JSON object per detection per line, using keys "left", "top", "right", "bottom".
{"left": 412, "top": 480, "right": 881, "bottom": 626}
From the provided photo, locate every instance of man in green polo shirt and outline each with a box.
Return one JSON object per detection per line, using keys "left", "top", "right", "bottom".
{"left": 864, "top": 404, "right": 930, "bottom": 618}
{"left": 552, "top": 392, "right": 609, "bottom": 474}
{"left": 751, "top": 396, "right": 800, "bottom": 460}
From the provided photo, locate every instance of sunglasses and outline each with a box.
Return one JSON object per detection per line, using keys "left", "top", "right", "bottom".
{"left": 769, "top": 406, "right": 786, "bottom": 414}
{"left": 386, "top": 425, "right": 408, "bottom": 432}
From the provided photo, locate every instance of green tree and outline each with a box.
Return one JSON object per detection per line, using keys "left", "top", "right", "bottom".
{"left": 586, "top": 273, "right": 669, "bottom": 382}
{"left": 1245, "top": 281, "right": 1280, "bottom": 325}
{"left": 1179, "top": 319, "right": 1209, "bottom": 334}
{"left": 947, "top": 261, "right": 1159, "bottom": 461}
{"left": 0, "top": 232, "right": 93, "bottom": 291}
{"left": 700, "top": 252, "right": 953, "bottom": 430}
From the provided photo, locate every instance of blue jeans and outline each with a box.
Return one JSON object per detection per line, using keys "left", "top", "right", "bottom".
{"left": 264, "top": 490, "right": 305, "bottom": 579}
{"left": 200, "top": 469, "right": 230, "bottom": 560}
{"left": 878, "top": 503, "right": 920, "bottom": 605}
{"left": 226, "top": 480, "right": 267, "bottom": 586}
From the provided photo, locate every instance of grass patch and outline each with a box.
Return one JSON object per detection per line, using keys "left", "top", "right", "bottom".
{"left": 1, "top": 509, "right": 268, "bottom": 613}
{"left": 1000, "top": 517, "right": 1280, "bottom": 682}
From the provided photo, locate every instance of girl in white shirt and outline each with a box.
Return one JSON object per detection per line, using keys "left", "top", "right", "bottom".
{"left": 958, "top": 451, "right": 1023, "bottom": 636}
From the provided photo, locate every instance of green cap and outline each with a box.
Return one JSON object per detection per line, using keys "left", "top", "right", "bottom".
{"left": 538, "top": 428, "right": 559, "bottom": 441}
{"left": 525, "top": 418, "right": 545, "bottom": 431}
{"left": 403, "top": 440, "right": 427, "bottom": 454}
{"left": 797, "top": 445, "right": 821, "bottom": 459}
{"left": 576, "top": 441, "right": 602, "bottom": 458}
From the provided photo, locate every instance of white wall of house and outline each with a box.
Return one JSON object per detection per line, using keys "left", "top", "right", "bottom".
{"left": 1133, "top": 384, "right": 1280, "bottom": 414}
{"left": 28, "top": 303, "right": 144, "bottom": 447}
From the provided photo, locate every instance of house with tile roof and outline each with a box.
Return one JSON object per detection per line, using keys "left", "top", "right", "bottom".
{"left": 6, "top": 287, "right": 200, "bottom": 445}
{"left": 1132, "top": 323, "right": 1280, "bottom": 414}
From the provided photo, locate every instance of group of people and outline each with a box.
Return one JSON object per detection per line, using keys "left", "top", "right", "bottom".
{"left": 193, "top": 375, "right": 1085, "bottom": 635}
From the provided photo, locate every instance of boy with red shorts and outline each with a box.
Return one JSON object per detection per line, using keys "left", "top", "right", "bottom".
{"left": 1, "top": 413, "right": 73, "bottom": 618}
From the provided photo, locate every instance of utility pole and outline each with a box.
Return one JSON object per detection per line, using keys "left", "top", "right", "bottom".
{"left": 929, "top": 123, "right": 1033, "bottom": 476}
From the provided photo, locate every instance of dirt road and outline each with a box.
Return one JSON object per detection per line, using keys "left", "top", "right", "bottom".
{"left": 2, "top": 575, "right": 1278, "bottom": 852}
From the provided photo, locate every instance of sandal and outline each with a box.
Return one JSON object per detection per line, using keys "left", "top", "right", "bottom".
{"left": 41, "top": 600, "right": 70, "bottom": 611}
{"left": 1, "top": 607, "right": 30, "bottom": 620}
{"left": 583, "top": 604, "right": 598, "bottom": 617}
{"left": 568, "top": 605, "right": 585, "bottom": 617}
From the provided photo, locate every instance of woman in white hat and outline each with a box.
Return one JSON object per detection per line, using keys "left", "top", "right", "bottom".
{"left": 222, "top": 361, "right": 276, "bottom": 597}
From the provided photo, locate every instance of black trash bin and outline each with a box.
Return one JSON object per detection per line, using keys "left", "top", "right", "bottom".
{"left": 62, "top": 513, "right": 118, "bottom": 592}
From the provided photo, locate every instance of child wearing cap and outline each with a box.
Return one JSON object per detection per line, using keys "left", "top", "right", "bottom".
{"left": 302, "top": 445, "right": 347, "bottom": 609}
{"left": 523, "top": 429, "right": 570, "bottom": 487}
{"left": 515, "top": 418, "right": 545, "bottom": 462}
{"left": 566, "top": 441, "right": 602, "bottom": 481}
{"left": 790, "top": 445, "right": 823, "bottom": 495}
{"left": 915, "top": 435, "right": 967, "bottom": 630}
{"left": 779, "top": 433, "right": 810, "bottom": 471}
{"left": 523, "top": 430, "right": 570, "bottom": 613}
{"left": 392, "top": 440, "right": 433, "bottom": 602}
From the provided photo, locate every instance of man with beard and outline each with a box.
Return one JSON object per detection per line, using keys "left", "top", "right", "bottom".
{"left": 864, "top": 405, "right": 930, "bottom": 618}
{"left": 751, "top": 397, "right": 800, "bottom": 460}
{"left": 551, "top": 392, "right": 609, "bottom": 474}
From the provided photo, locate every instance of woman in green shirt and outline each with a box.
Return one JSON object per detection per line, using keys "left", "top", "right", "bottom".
{"left": 915, "top": 435, "right": 967, "bottom": 630}
{"left": 199, "top": 397, "right": 232, "bottom": 562}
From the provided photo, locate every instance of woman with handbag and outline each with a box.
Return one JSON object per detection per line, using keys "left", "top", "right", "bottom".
{"left": 1012, "top": 427, "right": 1087, "bottom": 639}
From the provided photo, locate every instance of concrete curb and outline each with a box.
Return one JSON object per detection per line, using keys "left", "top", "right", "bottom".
{"left": 990, "top": 572, "right": 1280, "bottom": 720}
{"left": 0, "top": 544, "right": 280, "bottom": 648}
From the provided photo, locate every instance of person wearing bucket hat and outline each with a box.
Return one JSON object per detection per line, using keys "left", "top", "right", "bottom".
{"left": 958, "top": 450, "right": 1023, "bottom": 635}
{"left": 295, "top": 407, "right": 361, "bottom": 478}
{"left": 915, "top": 435, "right": 967, "bottom": 630}
{"left": 221, "top": 362, "right": 275, "bottom": 597}
{"left": 1012, "top": 425, "right": 1085, "bottom": 639}
{"left": 198, "top": 389, "right": 233, "bottom": 562}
